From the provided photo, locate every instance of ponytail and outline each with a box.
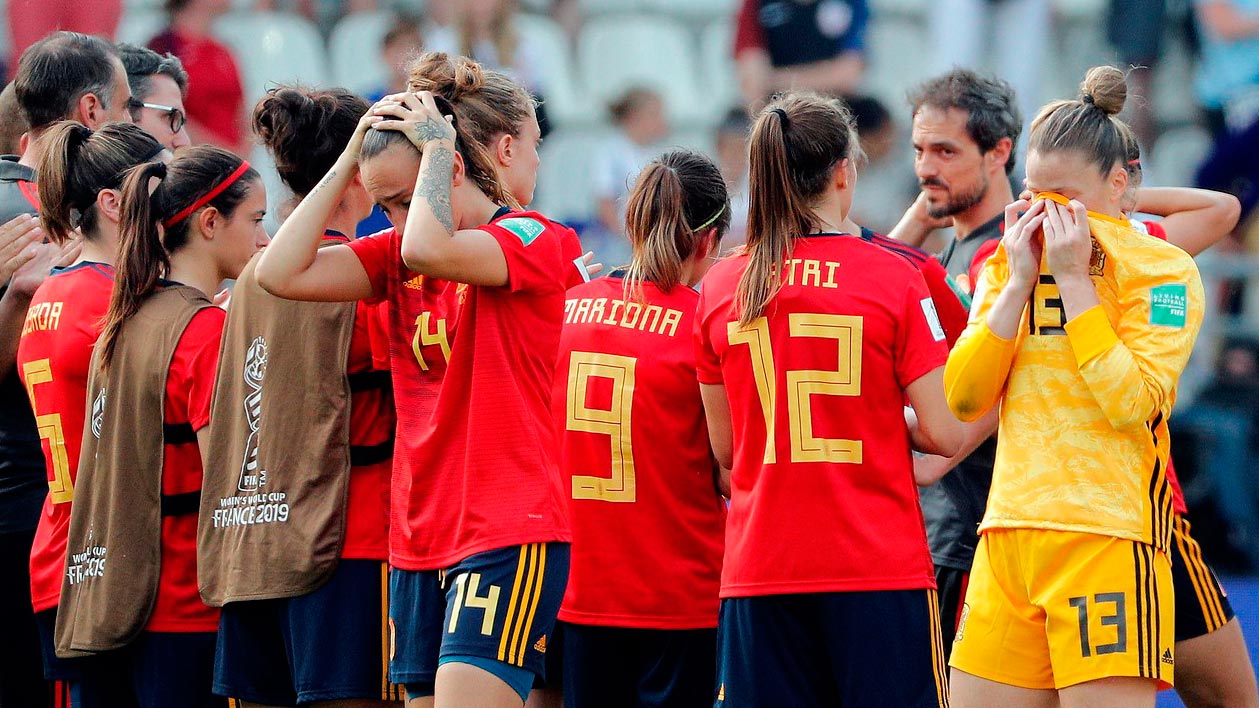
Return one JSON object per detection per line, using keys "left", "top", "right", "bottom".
{"left": 623, "top": 149, "right": 729, "bottom": 299}
{"left": 624, "top": 163, "right": 687, "bottom": 297}
{"left": 99, "top": 160, "right": 170, "bottom": 369}
{"left": 737, "top": 94, "right": 854, "bottom": 325}
{"left": 36, "top": 120, "right": 163, "bottom": 245}
{"left": 36, "top": 121, "right": 92, "bottom": 244}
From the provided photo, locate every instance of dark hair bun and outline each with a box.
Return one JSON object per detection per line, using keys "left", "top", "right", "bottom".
{"left": 252, "top": 86, "right": 368, "bottom": 196}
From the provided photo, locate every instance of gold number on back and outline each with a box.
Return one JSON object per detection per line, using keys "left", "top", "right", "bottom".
{"left": 566, "top": 351, "right": 637, "bottom": 502}
{"left": 22, "top": 358, "right": 73, "bottom": 504}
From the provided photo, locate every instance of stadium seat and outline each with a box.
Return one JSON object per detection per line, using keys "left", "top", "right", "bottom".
{"left": 532, "top": 127, "right": 615, "bottom": 223}
{"left": 212, "top": 11, "right": 329, "bottom": 108}
{"left": 578, "top": 15, "right": 709, "bottom": 128}
{"left": 328, "top": 10, "right": 393, "bottom": 95}
{"left": 869, "top": 0, "right": 931, "bottom": 18}
{"left": 579, "top": 0, "right": 644, "bottom": 15}
{"left": 699, "top": 19, "right": 743, "bottom": 120}
{"left": 861, "top": 14, "right": 933, "bottom": 113}
{"left": 641, "top": 0, "right": 737, "bottom": 22}
{"left": 115, "top": 9, "right": 167, "bottom": 47}
{"left": 515, "top": 13, "right": 590, "bottom": 128}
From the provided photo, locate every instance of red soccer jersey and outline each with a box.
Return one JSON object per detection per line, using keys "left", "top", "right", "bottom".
{"left": 347, "top": 228, "right": 463, "bottom": 566}
{"left": 695, "top": 234, "right": 947, "bottom": 597}
{"left": 553, "top": 274, "right": 726, "bottom": 629}
{"left": 1141, "top": 219, "right": 1188, "bottom": 515}
{"left": 18, "top": 262, "right": 114, "bottom": 613}
{"left": 150, "top": 306, "right": 224, "bottom": 632}
{"left": 392, "top": 211, "right": 581, "bottom": 570}
{"left": 326, "top": 232, "right": 394, "bottom": 560}
{"left": 861, "top": 228, "right": 968, "bottom": 347}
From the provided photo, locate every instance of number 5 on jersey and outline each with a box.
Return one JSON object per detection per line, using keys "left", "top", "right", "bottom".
{"left": 22, "top": 358, "right": 73, "bottom": 504}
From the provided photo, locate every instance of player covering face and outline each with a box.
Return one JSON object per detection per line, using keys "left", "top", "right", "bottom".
{"left": 945, "top": 66, "right": 1205, "bottom": 708}
{"left": 695, "top": 91, "right": 967, "bottom": 707}
{"left": 256, "top": 53, "right": 594, "bottom": 708}
{"left": 551, "top": 149, "right": 730, "bottom": 708}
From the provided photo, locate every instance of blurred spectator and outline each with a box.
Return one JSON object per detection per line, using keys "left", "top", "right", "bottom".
{"left": 928, "top": 0, "right": 1048, "bottom": 148}
{"left": 425, "top": 0, "right": 553, "bottom": 135}
{"left": 255, "top": 0, "right": 378, "bottom": 26}
{"left": 593, "top": 87, "right": 669, "bottom": 236}
{"left": 1195, "top": 0, "right": 1259, "bottom": 135}
{"left": 367, "top": 14, "right": 424, "bottom": 102}
{"left": 733, "top": 0, "right": 869, "bottom": 109}
{"left": 1196, "top": 115, "right": 1259, "bottom": 227}
{"left": 6, "top": 0, "right": 122, "bottom": 76}
{"left": 715, "top": 107, "right": 751, "bottom": 249}
{"left": 0, "top": 83, "right": 28, "bottom": 156}
{"left": 148, "top": 0, "right": 248, "bottom": 155}
{"left": 117, "top": 44, "right": 192, "bottom": 150}
{"left": 847, "top": 94, "right": 918, "bottom": 234}
{"left": 1107, "top": 1, "right": 1166, "bottom": 150}
{"left": 1175, "top": 338, "right": 1259, "bottom": 567}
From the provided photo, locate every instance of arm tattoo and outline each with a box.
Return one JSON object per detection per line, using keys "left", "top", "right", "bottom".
{"left": 418, "top": 146, "right": 455, "bottom": 234}
{"left": 309, "top": 168, "right": 337, "bottom": 196}
{"left": 412, "top": 116, "right": 453, "bottom": 145}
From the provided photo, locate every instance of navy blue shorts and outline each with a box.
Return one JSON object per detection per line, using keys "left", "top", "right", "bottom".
{"left": 35, "top": 609, "right": 84, "bottom": 682}
{"left": 715, "top": 590, "right": 948, "bottom": 708}
{"left": 561, "top": 621, "right": 717, "bottom": 708}
{"left": 76, "top": 631, "right": 223, "bottom": 708}
{"left": 213, "top": 559, "right": 403, "bottom": 705}
{"left": 389, "top": 543, "right": 570, "bottom": 698}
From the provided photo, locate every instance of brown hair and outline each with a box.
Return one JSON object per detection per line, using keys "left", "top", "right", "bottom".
{"left": 609, "top": 87, "right": 659, "bottom": 124}
{"left": 360, "top": 52, "right": 533, "bottom": 208}
{"left": 37, "top": 121, "right": 163, "bottom": 244}
{"left": 253, "top": 86, "right": 369, "bottom": 197}
{"left": 737, "top": 92, "right": 856, "bottom": 324}
{"left": 0, "top": 81, "right": 29, "bottom": 155}
{"left": 99, "top": 145, "right": 258, "bottom": 368}
{"left": 458, "top": 0, "right": 518, "bottom": 76}
{"left": 623, "top": 149, "right": 729, "bottom": 297}
{"left": 1029, "top": 66, "right": 1131, "bottom": 176}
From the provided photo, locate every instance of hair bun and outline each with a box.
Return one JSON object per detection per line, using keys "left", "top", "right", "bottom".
{"left": 406, "top": 51, "right": 486, "bottom": 101}
{"left": 1079, "top": 65, "right": 1126, "bottom": 116}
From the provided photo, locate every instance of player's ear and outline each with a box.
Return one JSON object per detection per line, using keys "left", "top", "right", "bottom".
{"left": 450, "top": 150, "right": 467, "bottom": 187}
{"left": 495, "top": 132, "right": 514, "bottom": 168}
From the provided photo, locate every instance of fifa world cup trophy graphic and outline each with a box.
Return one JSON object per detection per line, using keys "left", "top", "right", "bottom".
{"left": 238, "top": 336, "right": 268, "bottom": 492}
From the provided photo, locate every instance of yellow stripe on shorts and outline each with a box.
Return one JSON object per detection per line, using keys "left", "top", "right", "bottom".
{"left": 497, "top": 545, "right": 532, "bottom": 663}
{"left": 1175, "top": 516, "right": 1227, "bottom": 632}
{"left": 926, "top": 589, "right": 949, "bottom": 708}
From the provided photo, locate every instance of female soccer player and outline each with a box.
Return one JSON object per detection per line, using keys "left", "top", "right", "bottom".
{"left": 54, "top": 145, "right": 267, "bottom": 708}
{"left": 18, "top": 121, "right": 165, "bottom": 702}
{"left": 256, "top": 53, "right": 590, "bottom": 708}
{"left": 945, "top": 66, "right": 1205, "bottom": 707}
{"left": 202, "top": 87, "right": 401, "bottom": 707}
{"left": 695, "top": 92, "right": 965, "bottom": 707}
{"left": 552, "top": 149, "right": 729, "bottom": 708}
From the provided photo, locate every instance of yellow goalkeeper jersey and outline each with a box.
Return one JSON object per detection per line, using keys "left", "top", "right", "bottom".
{"left": 944, "top": 209, "right": 1204, "bottom": 550}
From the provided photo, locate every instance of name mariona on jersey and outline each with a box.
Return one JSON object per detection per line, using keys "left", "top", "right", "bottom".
{"left": 563, "top": 297, "right": 685, "bottom": 338}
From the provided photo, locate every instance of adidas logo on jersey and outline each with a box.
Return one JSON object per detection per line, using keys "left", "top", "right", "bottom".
{"left": 1161, "top": 648, "right": 1174, "bottom": 665}
{"left": 403, "top": 274, "right": 425, "bottom": 290}
{"left": 534, "top": 635, "right": 547, "bottom": 653}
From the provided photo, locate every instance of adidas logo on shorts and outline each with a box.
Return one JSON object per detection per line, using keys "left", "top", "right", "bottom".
{"left": 534, "top": 635, "right": 548, "bottom": 654}
{"left": 1162, "top": 649, "right": 1174, "bottom": 665}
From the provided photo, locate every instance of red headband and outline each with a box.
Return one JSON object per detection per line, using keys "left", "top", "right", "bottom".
{"left": 162, "top": 161, "right": 252, "bottom": 228}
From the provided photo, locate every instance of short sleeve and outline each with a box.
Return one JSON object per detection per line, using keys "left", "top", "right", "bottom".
{"left": 1143, "top": 220, "right": 1168, "bottom": 241}
{"left": 481, "top": 215, "right": 567, "bottom": 294}
{"left": 968, "top": 239, "right": 1001, "bottom": 289}
{"left": 918, "top": 257, "right": 969, "bottom": 347}
{"left": 894, "top": 271, "right": 949, "bottom": 389}
{"left": 558, "top": 228, "right": 589, "bottom": 289}
{"left": 346, "top": 230, "right": 396, "bottom": 303}
{"left": 693, "top": 286, "right": 724, "bottom": 385}
{"left": 172, "top": 307, "right": 226, "bottom": 432}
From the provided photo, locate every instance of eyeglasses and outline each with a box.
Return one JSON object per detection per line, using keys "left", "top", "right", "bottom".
{"left": 128, "top": 99, "right": 186, "bottom": 134}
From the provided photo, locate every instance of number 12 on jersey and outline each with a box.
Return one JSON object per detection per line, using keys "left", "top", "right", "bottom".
{"left": 565, "top": 351, "right": 637, "bottom": 503}
{"left": 728, "top": 314, "right": 864, "bottom": 465}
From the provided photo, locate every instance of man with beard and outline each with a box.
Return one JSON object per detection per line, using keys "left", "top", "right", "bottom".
{"left": 889, "top": 68, "right": 1020, "bottom": 655}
